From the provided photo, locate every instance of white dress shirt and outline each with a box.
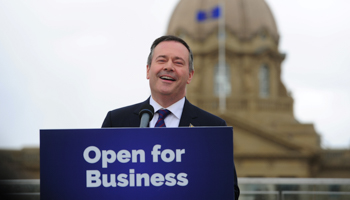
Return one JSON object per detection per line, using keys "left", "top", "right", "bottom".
{"left": 149, "top": 96, "right": 185, "bottom": 128}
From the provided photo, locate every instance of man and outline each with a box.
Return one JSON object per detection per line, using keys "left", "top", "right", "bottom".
{"left": 102, "top": 35, "right": 239, "bottom": 199}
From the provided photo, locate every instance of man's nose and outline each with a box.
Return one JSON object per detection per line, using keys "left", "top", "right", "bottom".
{"left": 163, "top": 61, "right": 174, "bottom": 71}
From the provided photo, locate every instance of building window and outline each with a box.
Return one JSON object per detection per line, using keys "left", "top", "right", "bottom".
{"left": 259, "top": 64, "right": 270, "bottom": 98}
{"left": 214, "top": 63, "right": 231, "bottom": 96}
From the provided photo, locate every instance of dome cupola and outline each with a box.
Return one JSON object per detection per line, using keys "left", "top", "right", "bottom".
{"left": 167, "top": 0, "right": 279, "bottom": 43}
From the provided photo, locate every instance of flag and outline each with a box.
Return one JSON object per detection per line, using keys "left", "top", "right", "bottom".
{"left": 196, "top": 5, "right": 221, "bottom": 22}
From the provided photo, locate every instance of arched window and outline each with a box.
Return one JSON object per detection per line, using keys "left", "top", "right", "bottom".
{"left": 214, "top": 63, "right": 231, "bottom": 96}
{"left": 259, "top": 64, "right": 270, "bottom": 98}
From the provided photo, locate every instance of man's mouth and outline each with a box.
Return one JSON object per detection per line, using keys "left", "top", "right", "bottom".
{"left": 160, "top": 76, "right": 175, "bottom": 81}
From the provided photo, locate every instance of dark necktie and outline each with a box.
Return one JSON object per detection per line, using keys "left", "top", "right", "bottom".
{"left": 155, "top": 109, "right": 171, "bottom": 127}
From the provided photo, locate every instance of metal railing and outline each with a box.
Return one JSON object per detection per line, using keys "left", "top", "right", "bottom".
{"left": 238, "top": 178, "right": 350, "bottom": 200}
{"left": 1, "top": 178, "right": 350, "bottom": 200}
{"left": 0, "top": 179, "right": 40, "bottom": 200}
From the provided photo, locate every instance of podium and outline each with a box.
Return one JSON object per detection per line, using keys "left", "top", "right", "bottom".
{"left": 40, "top": 127, "right": 234, "bottom": 199}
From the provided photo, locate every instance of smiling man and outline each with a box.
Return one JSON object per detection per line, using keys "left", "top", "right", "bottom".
{"left": 101, "top": 35, "right": 239, "bottom": 199}
{"left": 102, "top": 35, "right": 231, "bottom": 128}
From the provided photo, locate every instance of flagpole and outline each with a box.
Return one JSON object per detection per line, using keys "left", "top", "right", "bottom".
{"left": 218, "top": 0, "right": 226, "bottom": 114}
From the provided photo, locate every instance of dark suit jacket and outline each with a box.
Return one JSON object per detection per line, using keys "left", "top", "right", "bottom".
{"left": 102, "top": 97, "right": 240, "bottom": 199}
{"left": 102, "top": 98, "right": 227, "bottom": 127}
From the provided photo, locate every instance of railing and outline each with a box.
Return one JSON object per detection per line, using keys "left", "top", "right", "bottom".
{"left": 0, "top": 179, "right": 40, "bottom": 200}
{"left": 1, "top": 178, "right": 350, "bottom": 200}
{"left": 239, "top": 178, "right": 350, "bottom": 200}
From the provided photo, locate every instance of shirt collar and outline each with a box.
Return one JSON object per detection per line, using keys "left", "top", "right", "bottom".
{"left": 149, "top": 96, "right": 185, "bottom": 120}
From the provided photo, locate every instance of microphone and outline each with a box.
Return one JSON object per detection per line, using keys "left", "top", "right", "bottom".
{"left": 139, "top": 104, "right": 154, "bottom": 128}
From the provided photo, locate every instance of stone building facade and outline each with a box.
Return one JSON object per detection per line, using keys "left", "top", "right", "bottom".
{"left": 166, "top": 0, "right": 350, "bottom": 178}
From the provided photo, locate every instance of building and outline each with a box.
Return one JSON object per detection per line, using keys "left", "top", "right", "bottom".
{"left": 166, "top": 0, "right": 350, "bottom": 178}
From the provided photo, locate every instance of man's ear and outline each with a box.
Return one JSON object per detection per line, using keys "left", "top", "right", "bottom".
{"left": 146, "top": 65, "right": 150, "bottom": 79}
{"left": 187, "top": 70, "right": 194, "bottom": 84}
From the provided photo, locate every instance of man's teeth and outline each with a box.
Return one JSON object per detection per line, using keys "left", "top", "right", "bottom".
{"left": 161, "top": 76, "right": 175, "bottom": 81}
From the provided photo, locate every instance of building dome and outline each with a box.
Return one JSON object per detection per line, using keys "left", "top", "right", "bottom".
{"left": 167, "top": 0, "right": 279, "bottom": 42}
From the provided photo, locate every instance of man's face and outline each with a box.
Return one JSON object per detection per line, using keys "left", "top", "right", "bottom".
{"left": 147, "top": 41, "right": 194, "bottom": 101}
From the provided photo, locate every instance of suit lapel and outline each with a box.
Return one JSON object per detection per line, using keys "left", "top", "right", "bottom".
{"left": 179, "top": 98, "right": 197, "bottom": 127}
{"left": 131, "top": 98, "right": 150, "bottom": 127}
{"left": 132, "top": 97, "right": 195, "bottom": 127}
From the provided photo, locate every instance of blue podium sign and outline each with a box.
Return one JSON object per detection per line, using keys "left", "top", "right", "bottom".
{"left": 40, "top": 127, "right": 234, "bottom": 199}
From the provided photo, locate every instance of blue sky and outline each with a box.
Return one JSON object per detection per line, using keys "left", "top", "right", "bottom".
{"left": 1, "top": 0, "right": 350, "bottom": 149}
